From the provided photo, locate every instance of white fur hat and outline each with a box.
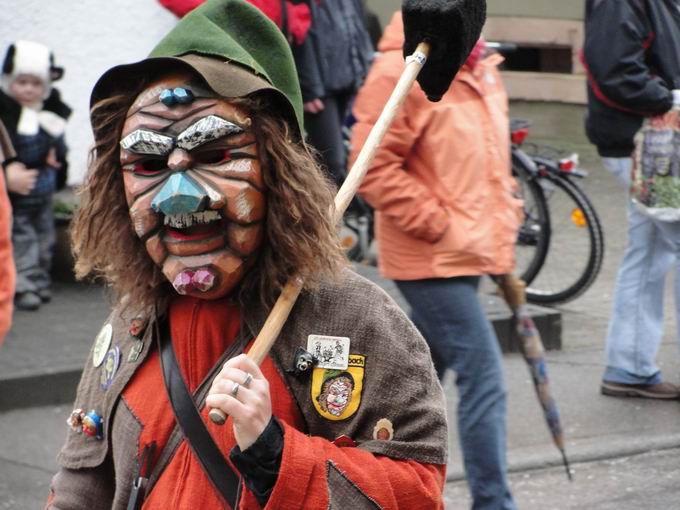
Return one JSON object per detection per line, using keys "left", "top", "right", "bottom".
{"left": 2, "top": 41, "right": 67, "bottom": 135}
{"left": 1, "top": 40, "right": 63, "bottom": 95}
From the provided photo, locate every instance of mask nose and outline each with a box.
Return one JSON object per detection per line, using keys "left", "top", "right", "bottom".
{"left": 151, "top": 172, "right": 206, "bottom": 216}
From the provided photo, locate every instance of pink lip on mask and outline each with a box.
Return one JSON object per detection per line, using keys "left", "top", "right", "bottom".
{"left": 172, "top": 267, "right": 216, "bottom": 294}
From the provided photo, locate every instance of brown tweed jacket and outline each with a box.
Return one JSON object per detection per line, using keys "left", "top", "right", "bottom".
{"left": 49, "top": 269, "right": 448, "bottom": 509}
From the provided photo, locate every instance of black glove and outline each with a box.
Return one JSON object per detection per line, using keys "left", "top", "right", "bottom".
{"left": 230, "top": 417, "right": 284, "bottom": 507}
{"left": 402, "top": 0, "right": 487, "bottom": 102}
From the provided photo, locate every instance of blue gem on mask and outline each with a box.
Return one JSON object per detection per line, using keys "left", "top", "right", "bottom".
{"left": 151, "top": 172, "right": 205, "bottom": 216}
{"left": 159, "top": 89, "right": 177, "bottom": 106}
{"left": 159, "top": 87, "right": 195, "bottom": 107}
{"left": 173, "top": 87, "right": 194, "bottom": 104}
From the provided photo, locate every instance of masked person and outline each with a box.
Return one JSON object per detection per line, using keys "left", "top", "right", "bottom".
{"left": 47, "top": 1, "right": 451, "bottom": 508}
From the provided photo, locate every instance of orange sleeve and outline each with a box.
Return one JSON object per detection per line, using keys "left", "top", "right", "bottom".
{"left": 350, "top": 56, "right": 449, "bottom": 244}
{"left": 239, "top": 421, "right": 446, "bottom": 510}
{"left": 0, "top": 170, "right": 14, "bottom": 345}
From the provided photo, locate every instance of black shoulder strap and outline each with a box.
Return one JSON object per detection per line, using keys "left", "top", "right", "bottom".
{"left": 156, "top": 317, "right": 240, "bottom": 508}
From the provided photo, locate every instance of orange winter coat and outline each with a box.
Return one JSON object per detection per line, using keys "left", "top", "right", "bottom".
{"left": 351, "top": 13, "right": 522, "bottom": 281}
{"left": 0, "top": 119, "right": 15, "bottom": 345}
{"left": 0, "top": 169, "right": 13, "bottom": 345}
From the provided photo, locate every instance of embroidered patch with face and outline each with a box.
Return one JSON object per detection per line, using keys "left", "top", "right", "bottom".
{"left": 311, "top": 354, "right": 365, "bottom": 421}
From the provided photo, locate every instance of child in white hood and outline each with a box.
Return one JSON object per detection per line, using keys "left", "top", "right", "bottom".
{"left": 0, "top": 40, "right": 71, "bottom": 311}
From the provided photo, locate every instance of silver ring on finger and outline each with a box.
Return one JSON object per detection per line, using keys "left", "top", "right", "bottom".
{"left": 230, "top": 381, "right": 240, "bottom": 398}
{"left": 242, "top": 372, "right": 253, "bottom": 388}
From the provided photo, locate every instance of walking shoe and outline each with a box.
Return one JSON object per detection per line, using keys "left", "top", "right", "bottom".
{"left": 37, "top": 288, "right": 52, "bottom": 303}
{"left": 601, "top": 380, "right": 680, "bottom": 400}
{"left": 15, "top": 292, "right": 41, "bottom": 311}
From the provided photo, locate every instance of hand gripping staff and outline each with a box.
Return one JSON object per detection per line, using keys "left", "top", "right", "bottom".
{"left": 208, "top": 42, "right": 430, "bottom": 425}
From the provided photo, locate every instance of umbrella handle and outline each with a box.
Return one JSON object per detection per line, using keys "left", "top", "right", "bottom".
{"left": 208, "top": 42, "right": 431, "bottom": 426}
{"left": 496, "top": 274, "right": 526, "bottom": 309}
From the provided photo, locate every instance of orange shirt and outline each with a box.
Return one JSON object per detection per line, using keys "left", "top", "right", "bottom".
{"left": 122, "top": 295, "right": 445, "bottom": 509}
{"left": 122, "top": 295, "right": 305, "bottom": 509}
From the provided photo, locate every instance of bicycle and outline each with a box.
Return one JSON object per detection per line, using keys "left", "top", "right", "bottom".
{"left": 511, "top": 119, "right": 605, "bottom": 305}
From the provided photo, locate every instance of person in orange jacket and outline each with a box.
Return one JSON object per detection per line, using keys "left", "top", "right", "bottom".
{"left": 351, "top": 12, "right": 522, "bottom": 510}
{"left": 0, "top": 119, "right": 16, "bottom": 345}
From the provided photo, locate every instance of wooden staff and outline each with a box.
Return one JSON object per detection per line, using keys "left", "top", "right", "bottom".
{"left": 209, "top": 42, "right": 431, "bottom": 425}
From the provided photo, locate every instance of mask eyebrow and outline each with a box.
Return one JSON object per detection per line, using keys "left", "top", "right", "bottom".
{"left": 176, "top": 115, "right": 246, "bottom": 151}
{"left": 120, "top": 129, "right": 175, "bottom": 156}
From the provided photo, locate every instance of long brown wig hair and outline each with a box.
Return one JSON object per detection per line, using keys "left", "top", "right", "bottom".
{"left": 72, "top": 79, "right": 346, "bottom": 312}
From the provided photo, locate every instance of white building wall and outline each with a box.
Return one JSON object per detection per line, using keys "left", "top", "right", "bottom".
{"left": 0, "top": 0, "right": 178, "bottom": 184}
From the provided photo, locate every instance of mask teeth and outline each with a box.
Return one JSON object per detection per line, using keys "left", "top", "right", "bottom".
{"left": 164, "top": 211, "right": 220, "bottom": 229}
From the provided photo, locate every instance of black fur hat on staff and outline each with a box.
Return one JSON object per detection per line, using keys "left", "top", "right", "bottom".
{"left": 402, "top": 0, "right": 487, "bottom": 102}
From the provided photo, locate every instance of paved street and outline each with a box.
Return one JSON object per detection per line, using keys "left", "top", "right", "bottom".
{"left": 1, "top": 102, "right": 680, "bottom": 507}
{"left": 444, "top": 448, "right": 680, "bottom": 510}
{"left": 2, "top": 402, "right": 679, "bottom": 510}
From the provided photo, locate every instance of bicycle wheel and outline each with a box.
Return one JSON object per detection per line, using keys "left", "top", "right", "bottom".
{"left": 513, "top": 163, "right": 551, "bottom": 285}
{"left": 525, "top": 173, "right": 604, "bottom": 305}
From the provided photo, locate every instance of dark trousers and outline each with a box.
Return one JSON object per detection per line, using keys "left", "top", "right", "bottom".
{"left": 11, "top": 194, "right": 54, "bottom": 295}
{"left": 395, "top": 276, "right": 516, "bottom": 510}
{"left": 304, "top": 90, "right": 354, "bottom": 188}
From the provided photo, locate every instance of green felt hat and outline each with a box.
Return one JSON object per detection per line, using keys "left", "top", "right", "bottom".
{"left": 90, "top": 0, "right": 303, "bottom": 136}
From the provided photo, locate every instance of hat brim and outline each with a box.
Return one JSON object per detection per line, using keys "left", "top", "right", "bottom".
{"left": 90, "top": 53, "right": 300, "bottom": 138}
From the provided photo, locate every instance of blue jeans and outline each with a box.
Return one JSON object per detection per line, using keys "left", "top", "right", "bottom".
{"left": 602, "top": 157, "right": 680, "bottom": 385}
{"left": 395, "top": 276, "right": 516, "bottom": 510}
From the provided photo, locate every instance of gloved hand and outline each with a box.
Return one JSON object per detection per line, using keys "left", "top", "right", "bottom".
{"left": 402, "top": 0, "right": 487, "bottom": 102}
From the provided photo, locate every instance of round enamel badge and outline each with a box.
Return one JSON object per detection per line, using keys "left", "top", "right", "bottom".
{"left": 82, "top": 410, "right": 104, "bottom": 439}
{"left": 92, "top": 324, "right": 113, "bottom": 368}
{"left": 372, "top": 418, "right": 394, "bottom": 441}
{"left": 100, "top": 346, "right": 121, "bottom": 391}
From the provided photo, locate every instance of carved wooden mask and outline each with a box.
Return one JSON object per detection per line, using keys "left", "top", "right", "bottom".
{"left": 120, "top": 73, "right": 265, "bottom": 299}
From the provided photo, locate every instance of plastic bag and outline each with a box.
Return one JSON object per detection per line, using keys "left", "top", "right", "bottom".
{"left": 631, "top": 108, "right": 680, "bottom": 222}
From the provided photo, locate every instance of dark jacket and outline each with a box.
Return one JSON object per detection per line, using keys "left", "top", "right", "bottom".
{"left": 583, "top": 0, "right": 680, "bottom": 157}
{"left": 292, "top": 0, "right": 373, "bottom": 101}
{"left": 0, "top": 89, "right": 71, "bottom": 191}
